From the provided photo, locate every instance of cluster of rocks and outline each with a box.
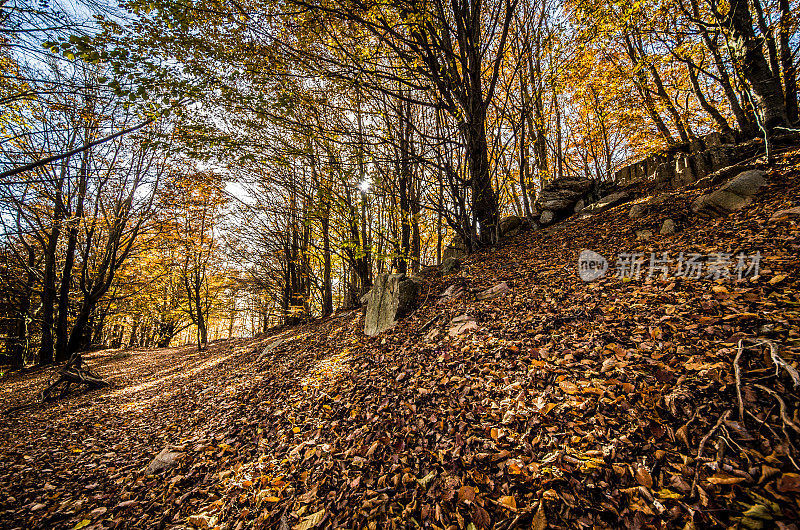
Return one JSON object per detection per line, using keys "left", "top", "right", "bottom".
{"left": 535, "top": 177, "right": 598, "bottom": 225}
{"left": 614, "top": 131, "right": 745, "bottom": 189}
{"left": 533, "top": 177, "right": 635, "bottom": 226}
{"left": 625, "top": 168, "right": 767, "bottom": 238}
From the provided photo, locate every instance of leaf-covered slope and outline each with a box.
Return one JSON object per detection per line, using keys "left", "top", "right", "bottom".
{"left": 3, "top": 150, "right": 800, "bottom": 529}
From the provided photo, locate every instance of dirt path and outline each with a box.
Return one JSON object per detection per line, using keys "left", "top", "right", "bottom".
{"left": 0, "top": 338, "right": 271, "bottom": 529}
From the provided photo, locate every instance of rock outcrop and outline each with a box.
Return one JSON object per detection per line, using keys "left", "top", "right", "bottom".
{"left": 442, "top": 235, "right": 467, "bottom": 261}
{"left": 613, "top": 131, "right": 743, "bottom": 189}
{"left": 363, "top": 273, "right": 421, "bottom": 336}
{"left": 499, "top": 215, "right": 530, "bottom": 237}
{"left": 580, "top": 191, "right": 631, "bottom": 216}
{"left": 691, "top": 170, "right": 766, "bottom": 216}
{"left": 440, "top": 257, "right": 461, "bottom": 274}
{"left": 536, "top": 177, "right": 597, "bottom": 225}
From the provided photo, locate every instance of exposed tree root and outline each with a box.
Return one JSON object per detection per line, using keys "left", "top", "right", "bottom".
{"left": 40, "top": 354, "right": 109, "bottom": 402}
{"left": 3, "top": 354, "right": 109, "bottom": 414}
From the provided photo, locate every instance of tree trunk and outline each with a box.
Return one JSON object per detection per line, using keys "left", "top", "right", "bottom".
{"left": 624, "top": 34, "right": 676, "bottom": 144}
{"left": 649, "top": 63, "right": 693, "bottom": 142}
{"left": 55, "top": 123, "right": 92, "bottom": 363}
{"left": 398, "top": 98, "right": 412, "bottom": 275}
{"left": 687, "top": 61, "right": 735, "bottom": 136}
{"left": 686, "top": 0, "right": 756, "bottom": 137}
{"left": 722, "top": 0, "right": 788, "bottom": 130}
{"left": 779, "top": 0, "right": 798, "bottom": 123}
{"left": 321, "top": 212, "right": 333, "bottom": 317}
{"left": 466, "top": 101, "right": 498, "bottom": 246}
{"left": 38, "top": 222, "right": 60, "bottom": 366}
{"left": 11, "top": 245, "right": 36, "bottom": 367}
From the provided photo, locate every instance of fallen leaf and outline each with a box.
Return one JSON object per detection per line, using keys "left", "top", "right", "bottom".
{"left": 635, "top": 466, "right": 653, "bottom": 489}
{"left": 707, "top": 473, "right": 745, "bottom": 485}
{"left": 498, "top": 495, "right": 517, "bottom": 511}
{"left": 777, "top": 473, "right": 800, "bottom": 493}
{"left": 294, "top": 509, "right": 325, "bottom": 530}
{"left": 531, "top": 502, "right": 547, "bottom": 530}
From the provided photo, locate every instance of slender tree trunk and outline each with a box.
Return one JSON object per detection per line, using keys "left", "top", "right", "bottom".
{"left": 649, "top": 64, "right": 692, "bottom": 142}
{"left": 356, "top": 89, "right": 372, "bottom": 294}
{"left": 39, "top": 222, "right": 60, "bottom": 365}
{"left": 624, "top": 35, "right": 676, "bottom": 144}
{"left": 55, "top": 152, "right": 89, "bottom": 362}
{"left": 779, "top": 0, "right": 798, "bottom": 123}
{"left": 687, "top": 62, "right": 735, "bottom": 135}
{"left": 518, "top": 67, "right": 531, "bottom": 218}
{"left": 195, "top": 268, "right": 207, "bottom": 349}
{"left": 11, "top": 246, "right": 36, "bottom": 367}
{"left": 228, "top": 302, "right": 235, "bottom": 338}
{"left": 410, "top": 197, "right": 421, "bottom": 273}
{"left": 555, "top": 90, "right": 563, "bottom": 181}
{"left": 398, "top": 98, "right": 411, "bottom": 275}
{"left": 321, "top": 212, "right": 333, "bottom": 317}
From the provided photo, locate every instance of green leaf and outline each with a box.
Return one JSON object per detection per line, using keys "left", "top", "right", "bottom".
{"left": 73, "top": 520, "right": 91, "bottom": 530}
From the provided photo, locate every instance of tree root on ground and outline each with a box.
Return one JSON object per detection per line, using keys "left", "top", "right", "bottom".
{"left": 3, "top": 354, "right": 109, "bottom": 414}
{"left": 40, "top": 354, "right": 109, "bottom": 402}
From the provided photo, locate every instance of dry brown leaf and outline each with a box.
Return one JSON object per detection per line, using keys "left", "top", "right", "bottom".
{"left": 498, "top": 495, "right": 517, "bottom": 511}
{"left": 635, "top": 466, "right": 653, "bottom": 489}
{"left": 293, "top": 509, "right": 325, "bottom": 530}
{"left": 531, "top": 502, "right": 547, "bottom": 530}
{"left": 458, "top": 485, "right": 475, "bottom": 504}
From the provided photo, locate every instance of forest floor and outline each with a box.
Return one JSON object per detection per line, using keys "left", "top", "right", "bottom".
{"left": 2, "top": 149, "right": 800, "bottom": 530}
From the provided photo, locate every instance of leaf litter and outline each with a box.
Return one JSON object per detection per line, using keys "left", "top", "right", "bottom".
{"left": 3, "top": 151, "right": 800, "bottom": 528}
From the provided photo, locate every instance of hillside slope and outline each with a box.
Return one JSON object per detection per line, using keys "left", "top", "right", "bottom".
{"left": 2, "top": 149, "right": 800, "bottom": 529}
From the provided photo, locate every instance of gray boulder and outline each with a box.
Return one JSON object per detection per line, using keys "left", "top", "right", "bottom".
{"left": 440, "top": 257, "right": 461, "bottom": 274}
{"left": 660, "top": 219, "right": 676, "bottom": 235}
{"left": 539, "top": 210, "right": 555, "bottom": 225}
{"left": 442, "top": 235, "right": 467, "bottom": 260}
{"left": 257, "top": 337, "right": 286, "bottom": 362}
{"left": 449, "top": 314, "right": 478, "bottom": 337}
{"left": 363, "top": 273, "right": 421, "bottom": 336}
{"left": 692, "top": 170, "right": 766, "bottom": 216}
{"left": 146, "top": 446, "right": 185, "bottom": 474}
{"left": 628, "top": 203, "right": 646, "bottom": 219}
{"left": 499, "top": 215, "right": 525, "bottom": 236}
{"left": 476, "top": 282, "right": 510, "bottom": 300}
{"left": 581, "top": 191, "right": 631, "bottom": 215}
